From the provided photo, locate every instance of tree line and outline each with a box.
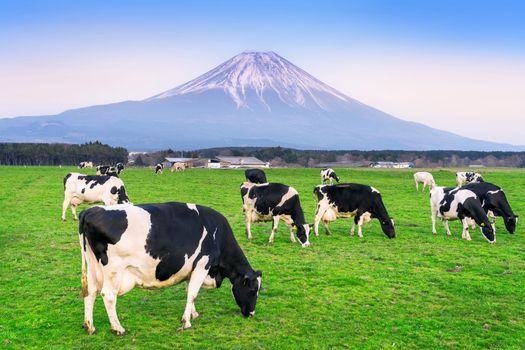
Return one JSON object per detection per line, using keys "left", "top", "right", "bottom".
{"left": 0, "top": 142, "right": 128, "bottom": 166}
{"left": 131, "top": 146, "right": 525, "bottom": 168}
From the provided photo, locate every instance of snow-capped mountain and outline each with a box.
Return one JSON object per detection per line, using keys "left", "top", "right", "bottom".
{"left": 147, "top": 51, "right": 353, "bottom": 111}
{"left": 0, "top": 51, "right": 522, "bottom": 151}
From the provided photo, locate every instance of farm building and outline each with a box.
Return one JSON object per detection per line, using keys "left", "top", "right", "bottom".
{"left": 208, "top": 156, "right": 269, "bottom": 169}
{"left": 369, "top": 161, "right": 414, "bottom": 169}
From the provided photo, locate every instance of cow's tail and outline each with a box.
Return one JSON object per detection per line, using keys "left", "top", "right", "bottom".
{"left": 313, "top": 185, "right": 321, "bottom": 203}
{"left": 79, "top": 212, "right": 88, "bottom": 298}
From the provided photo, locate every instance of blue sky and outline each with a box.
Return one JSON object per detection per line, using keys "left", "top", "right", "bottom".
{"left": 1, "top": 0, "right": 524, "bottom": 144}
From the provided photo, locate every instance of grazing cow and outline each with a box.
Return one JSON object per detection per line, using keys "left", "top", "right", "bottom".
{"left": 430, "top": 186, "right": 495, "bottom": 243}
{"left": 456, "top": 172, "right": 484, "bottom": 186}
{"left": 62, "top": 172, "right": 129, "bottom": 221}
{"left": 245, "top": 169, "right": 267, "bottom": 184}
{"left": 171, "top": 162, "right": 186, "bottom": 172}
{"left": 320, "top": 168, "right": 340, "bottom": 184}
{"left": 116, "top": 163, "right": 125, "bottom": 175}
{"left": 96, "top": 165, "right": 110, "bottom": 175}
{"left": 413, "top": 171, "right": 435, "bottom": 191}
{"left": 313, "top": 184, "right": 395, "bottom": 238}
{"left": 79, "top": 202, "right": 262, "bottom": 335}
{"left": 79, "top": 161, "right": 94, "bottom": 169}
{"left": 155, "top": 163, "right": 164, "bottom": 174}
{"left": 462, "top": 182, "right": 518, "bottom": 233}
{"left": 240, "top": 182, "right": 311, "bottom": 247}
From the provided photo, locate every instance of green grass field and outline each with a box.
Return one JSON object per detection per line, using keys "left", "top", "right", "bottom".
{"left": 1, "top": 166, "right": 524, "bottom": 349}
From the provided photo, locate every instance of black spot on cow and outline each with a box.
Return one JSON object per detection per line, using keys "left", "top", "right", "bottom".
{"left": 248, "top": 183, "right": 290, "bottom": 216}
{"left": 81, "top": 188, "right": 85, "bottom": 194}
{"left": 142, "top": 203, "right": 212, "bottom": 281}
{"left": 78, "top": 175, "right": 112, "bottom": 187}
{"left": 79, "top": 207, "right": 128, "bottom": 265}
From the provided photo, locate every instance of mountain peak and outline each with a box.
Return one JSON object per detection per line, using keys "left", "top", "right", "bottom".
{"left": 146, "top": 51, "right": 352, "bottom": 110}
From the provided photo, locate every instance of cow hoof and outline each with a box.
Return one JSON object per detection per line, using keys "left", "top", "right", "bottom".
{"left": 73, "top": 218, "right": 79, "bottom": 221}
{"left": 191, "top": 311, "right": 199, "bottom": 319}
{"left": 111, "top": 329, "right": 127, "bottom": 336}
{"left": 82, "top": 323, "right": 96, "bottom": 335}
{"left": 177, "top": 325, "right": 192, "bottom": 332}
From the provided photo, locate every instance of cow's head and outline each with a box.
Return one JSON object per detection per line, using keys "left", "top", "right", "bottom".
{"left": 504, "top": 215, "right": 518, "bottom": 234}
{"left": 380, "top": 218, "right": 396, "bottom": 239}
{"left": 232, "top": 270, "right": 262, "bottom": 317}
{"left": 294, "top": 223, "right": 312, "bottom": 247}
{"left": 480, "top": 221, "right": 496, "bottom": 243}
{"left": 114, "top": 186, "right": 130, "bottom": 204}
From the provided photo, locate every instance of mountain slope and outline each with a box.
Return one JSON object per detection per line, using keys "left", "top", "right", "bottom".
{"left": 0, "top": 51, "right": 522, "bottom": 151}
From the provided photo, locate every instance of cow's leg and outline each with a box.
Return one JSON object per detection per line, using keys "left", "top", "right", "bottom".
{"left": 461, "top": 219, "right": 472, "bottom": 241}
{"left": 431, "top": 210, "right": 438, "bottom": 235}
{"left": 443, "top": 220, "right": 452, "bottom": 236}
{"left": 70, "top": 203, "right": 79, "bottom": 221}
{"left": 415, "top": 180, "right": 419, "bottom": 191}
{"left": 180, "top": 258, "right": 209, "bottom": 330}
{"left": 488, "top": 211, "right": 496, "bottom": 233}
{"left": 323, "top": 221, "right": 332, "bottom": 235}
{"left": 350, "top": 221, "right": 356, "bottom": 236}
{"left": 313, "top": 208, "right": 325, "bottom": 237}
{"left": 245, "top": 213, "right": 253, "bottom": 241}
{"left": 100, "top": 274, "right": 126, "bottom": 336}
{"left": 269, "top": 215, "right": 280, "bottom": 243}
{"left": 357, "top": 215, "right": 365, "bottom": 238}
{"left": 83, "top": 273, "right": 98, "bottom": 335}
{"left": 61, "top": 195, "right": 70, "bottom": 221}
{"left": 282, "top": 216, "right": 296, "bottom": 243}
{"left": 81, "top": 239, "right": 98, "bottom": 335}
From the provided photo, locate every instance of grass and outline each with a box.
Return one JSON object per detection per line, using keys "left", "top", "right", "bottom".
{"left": 1, "top": 166, "right": 524, "bottom": 349}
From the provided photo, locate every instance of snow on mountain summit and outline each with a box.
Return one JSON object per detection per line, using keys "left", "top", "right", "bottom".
{"left": 147, "top": 51, "right": 353, "bottom": 110}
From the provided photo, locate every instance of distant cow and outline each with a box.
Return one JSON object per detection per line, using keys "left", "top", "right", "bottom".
{"left": 62, "top": 172, "right": 129, "bottom": 221}
{"left": 240, "top": 182, "right": 311, "bottom": 247}
{"left": 413, "top": 171, "right": 435, "bottom": 191}
{"left": 79, "top": 161, "right": 94, "bottom": 169}
{"left": 116, "top": 163, "right": 125, "bottom": 174}
{"left": 320, "top": 168, "right": 340, "bottom": 184}
{"left": 456, "top": 172, "right": 484, "bottom": 186}
{"left": 245, "top": 169, "right": 267, "bottom": 184}
{"left": 313, "top": 184, "right": 395, "bottom": 238}
{"left": 462, "top": 182, "right": 518, "bottom": 234}
{"left": 155, "top": 163, "right": 164, "bottom": 174}
{"left": 430, "top": 186, "right": 495, "bottom": 243}
{"left": 96, "top": 165, "right": 110, "bottom": 175}
{"left": 171, "top": 162, "right": 186, "bottom": 172}
{"left": 79, "top": 202, "right": 262, "bottom": 335}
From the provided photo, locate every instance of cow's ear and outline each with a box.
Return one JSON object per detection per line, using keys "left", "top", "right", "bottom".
{"left": 480, "top": 222, "right": 485, "bottom": 227}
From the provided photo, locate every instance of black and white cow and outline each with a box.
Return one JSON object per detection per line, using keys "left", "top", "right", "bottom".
{"left": 79, "top": 161, "right": 94, "bottom": 169}
{"left": 313, "top": 184, "right": 395, "bottom": 238}
{"left": 96, "top": 165, "right": 110, "bottom": 175}
{"left": 245, "top": 169, "right": 267, "bottom": 184}
{"left": 456, "top": 172, "right": 484, "bottom": 186}
{"left": 116, "top": 162, "right": 125, "bottom": 175}
{"left": 462, "top": 182, "right": 518, "bottom": 234}
{"left": 320, "top": 168, "right": 340, "bottom": 184}
{"left": 430, "top": 186, "right": 495, "bottom": 243}
{"left": 240, "top": 182, "right": 311, "bottom": 247}
{"left": 155, "top": 163, "right": 164, "bottom": 174}
{"left": 62, "top": 172, "right": 129, "bottom": 221}
{"left": 79, "top": 202, "right": 262, "bottom": 335}
{"left": 413, "top": 171, "right": 435, "bottom": 191}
